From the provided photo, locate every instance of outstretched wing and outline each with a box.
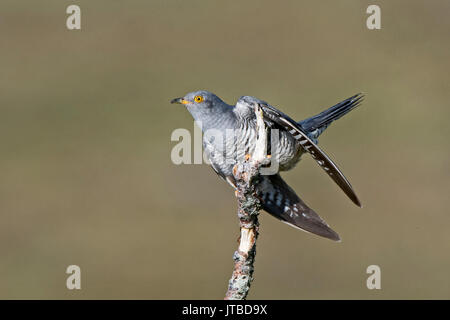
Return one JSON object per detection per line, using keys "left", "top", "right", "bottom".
{"left": 245, "top": 97, "right": 361, "bottom": 207}
{"left": 259, "top": 174, "right": 340, "bottom": 241}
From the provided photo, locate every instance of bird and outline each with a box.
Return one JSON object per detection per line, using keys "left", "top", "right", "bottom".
{"left": 171, "top": 91, "right": 363, "bottom": 241}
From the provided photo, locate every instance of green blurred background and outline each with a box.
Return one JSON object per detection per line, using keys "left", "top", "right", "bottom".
{"left": 1, "top": 0, "right": 449, "bottom": 299}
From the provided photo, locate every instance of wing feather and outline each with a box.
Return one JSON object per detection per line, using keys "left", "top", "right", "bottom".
{"left": 259, "top": 174, "right": 340, "bottom": 241}
{"left": 258, "top": 102, "right": 362, "bottom": 207}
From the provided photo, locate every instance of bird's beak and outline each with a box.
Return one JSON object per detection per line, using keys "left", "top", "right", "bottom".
{"left": 170, "top": 97, "right": 189, "bottom": 105}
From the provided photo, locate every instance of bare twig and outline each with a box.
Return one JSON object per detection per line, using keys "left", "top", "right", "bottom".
{"left": 224, "top": 104, "right": 268, "bottom": 300}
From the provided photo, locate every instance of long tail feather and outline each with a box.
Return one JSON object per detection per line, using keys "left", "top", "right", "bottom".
{"left": 299, "top": 93, "right": 364, "bottom": 140}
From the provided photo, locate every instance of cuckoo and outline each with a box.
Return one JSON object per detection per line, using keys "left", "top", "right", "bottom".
{"left": 171, "top": 91, "right": 363, "bottom": 241}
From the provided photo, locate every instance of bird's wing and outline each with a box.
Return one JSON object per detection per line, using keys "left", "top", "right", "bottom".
{"left": 239, "top": 97, "right": 361, "bottom": 207}
{"left": 259, "top": 174, "right": 340, "bottom": 241}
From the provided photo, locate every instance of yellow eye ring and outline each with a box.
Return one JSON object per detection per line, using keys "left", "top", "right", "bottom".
{"left": 194, "top": 95, "right": 203, "bottom": 103}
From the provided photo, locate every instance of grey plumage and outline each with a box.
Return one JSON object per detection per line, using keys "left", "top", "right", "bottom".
{"left": 171, "top": 91, "right": 363, "bottom": 241}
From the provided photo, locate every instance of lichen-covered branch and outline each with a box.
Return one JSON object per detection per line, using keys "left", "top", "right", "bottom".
{"left": 224, "top": 104, "right": 268, "bottom": 300}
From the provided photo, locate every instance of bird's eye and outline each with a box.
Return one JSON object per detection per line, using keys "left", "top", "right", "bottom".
{"left": 194, "top": 95, "right": 203, "bottom": 103}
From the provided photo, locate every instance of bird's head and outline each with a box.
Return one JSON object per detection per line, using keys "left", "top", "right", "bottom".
{"left": 171, "top": 90, "right": 227, "bottom": 122}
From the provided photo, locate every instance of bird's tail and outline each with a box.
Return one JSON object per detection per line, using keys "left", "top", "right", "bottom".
{"left": 258, "top": 174, "right": 340, "bottom": 241}
{"left": 298, "top": 93, "right": 364, "bottom": 141}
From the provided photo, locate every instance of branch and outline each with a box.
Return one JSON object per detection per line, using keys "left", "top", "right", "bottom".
{"left": 224, "top": 103, "right": 268, "bottom": 300}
